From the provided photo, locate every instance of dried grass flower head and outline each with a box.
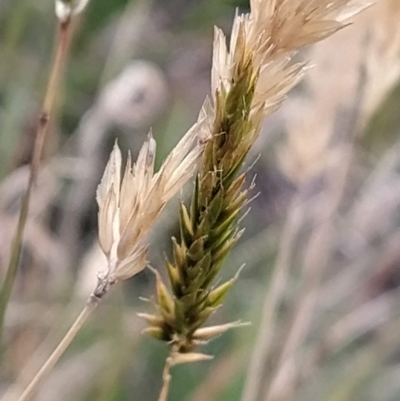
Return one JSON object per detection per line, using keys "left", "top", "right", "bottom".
{"left": 211, "top": 0, "right": 371, "bottom": 122}
{"left": 95, "top": 123, "right": 203, "bottom": 297}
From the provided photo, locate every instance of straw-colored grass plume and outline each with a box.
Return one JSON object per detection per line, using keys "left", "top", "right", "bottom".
{"left": 142, "top": 0, "right": 370, "bottom": 370}
{"left": 95, "top": 126, "right": 203, "bottom": 297}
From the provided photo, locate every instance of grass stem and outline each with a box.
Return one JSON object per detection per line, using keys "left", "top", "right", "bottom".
{"left": 15, "top": 295, "right": 100, "bottom": 401}
{"left": 0, "top": 16, "right": 73, "bottom": 342}
{"left": 157, "top": 346, "right": 178, "bottom": 401}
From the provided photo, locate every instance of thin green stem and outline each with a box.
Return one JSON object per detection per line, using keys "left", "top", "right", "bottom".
{"left": 0, "top": 16, "right": 73, "bottom": 342}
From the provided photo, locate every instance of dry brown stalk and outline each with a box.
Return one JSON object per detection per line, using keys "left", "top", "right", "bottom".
{"left": 0, "top": 1, "right": 78, "bottom": 342}
{"left": 15, "top": 295, "right": 99, "bottom": 401}
{"left": 241, "top": 201, "right": 304, "bottom": 401}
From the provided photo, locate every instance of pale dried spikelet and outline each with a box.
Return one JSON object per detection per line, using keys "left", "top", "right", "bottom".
{"left": 145, "top": 0, "right": 369, "bottom": 355}
{"left": 95, "top": 122, "right": 203, "bottom": 296}
{"left": 192, "top": 322, "right": 250, "bottom": 342}
{"left": 170, "top": 352, "right": 214, "bottom": 366}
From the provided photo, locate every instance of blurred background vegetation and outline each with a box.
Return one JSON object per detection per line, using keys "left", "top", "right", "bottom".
{"left": 1, "top": 0, "right": 400, "bottom": 401}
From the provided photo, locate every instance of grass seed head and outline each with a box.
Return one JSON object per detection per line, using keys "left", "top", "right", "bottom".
{"left": 145, "top": 0, "right": 369, "bottom": 355}
{"left": 96, "top": 120, "right": 204, "bottom": 292}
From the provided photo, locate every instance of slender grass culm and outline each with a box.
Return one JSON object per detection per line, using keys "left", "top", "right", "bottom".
{"left": 140, "top": 1, "right": 370, "bottom": 400}
{"left": 11, "top": 126, "right": 204, "bottom": 401}
{"left": 4, "top": 1, "right": 371, "bottom": 401}
{"left": 0, "top": 0, "right": 82, "bottom": 343}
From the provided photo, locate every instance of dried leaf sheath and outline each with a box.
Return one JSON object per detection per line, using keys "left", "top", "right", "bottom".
{"left": 145, "top": 0, "right": 370, "bottom": 354}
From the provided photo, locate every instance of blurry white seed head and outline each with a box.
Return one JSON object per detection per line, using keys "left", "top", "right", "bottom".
{"left": 55, "top": 0, "right": 90, "bottom": 22}
{"left": 98, "top": 61, "right": 168, "bottom": 129}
